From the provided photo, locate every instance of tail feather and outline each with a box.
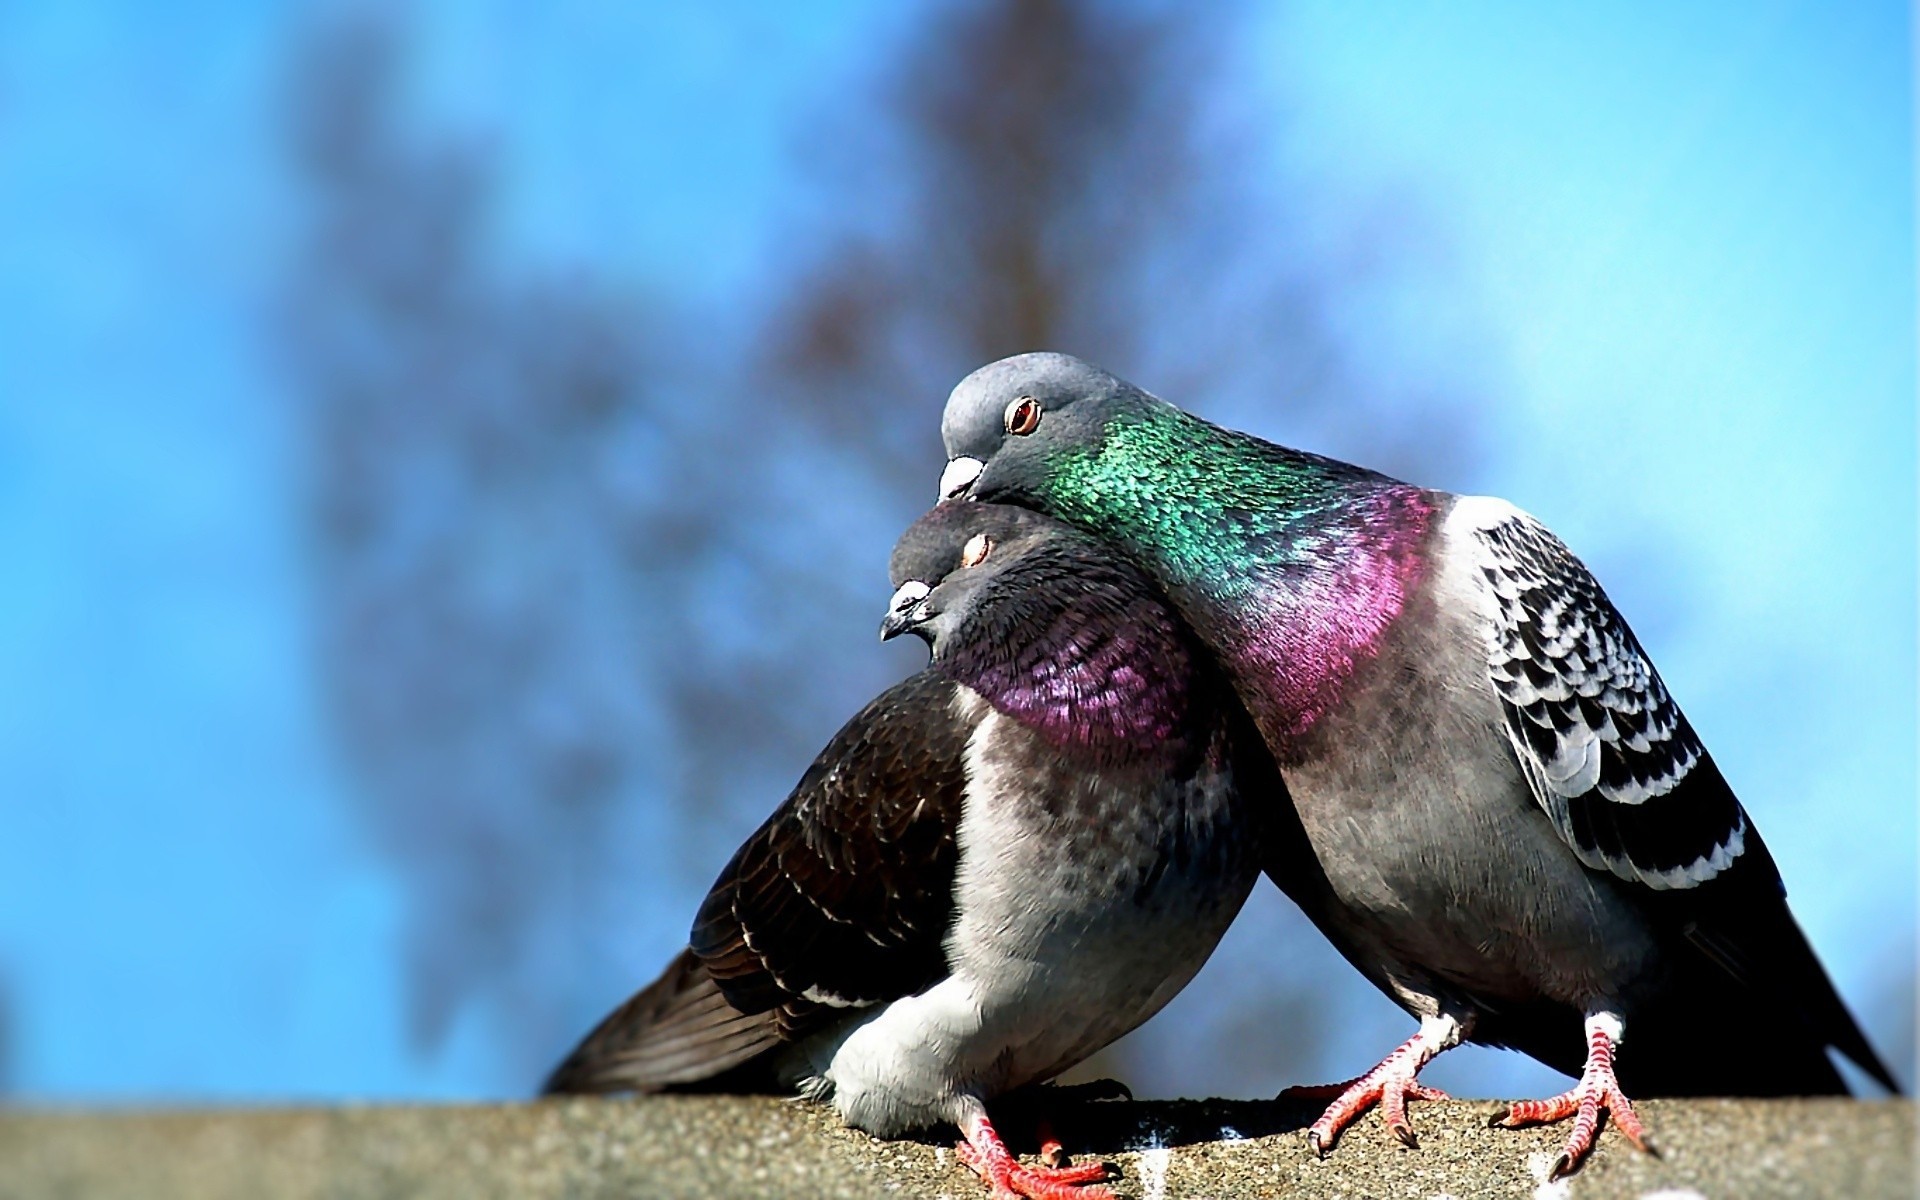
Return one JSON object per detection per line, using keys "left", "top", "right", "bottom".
{"left": 1658, "top": 831, "right": 1903, "bottom": 1097}
{"left": 1619, "top": 1003, "right": 1852, "bottom": 1097}
{"left": 1757, "top": 912, "right": 1901, "bottom": 1095}
{"left": 542, "top": 949, "right": 785, "bottom": 1095}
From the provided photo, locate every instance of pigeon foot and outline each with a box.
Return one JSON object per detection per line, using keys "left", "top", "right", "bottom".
{"left": 1281, "top": 1014, "right": 1462, "bottom": 1154}
{"left": 1493, "top": 1011, "right": 1651, "bottom": 1178}
{"left": 956, "top": 1110, "right": 1114, "bottom": 1200}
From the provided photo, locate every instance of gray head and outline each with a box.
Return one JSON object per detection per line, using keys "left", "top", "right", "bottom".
{"left": 879, "top": 501, "right": 1085, "bottom": 654}
{"left": 880, "top": 499, "right": 1202, "bottom": 757}
{"left": 936, "top": 352, "right": 1162, "bottom": 506}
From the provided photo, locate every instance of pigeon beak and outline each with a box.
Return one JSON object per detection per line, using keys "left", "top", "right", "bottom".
{"left": 938, "top": 456, "right": 984, "bottom": 501}
{"left": 880, "top": 581, "right": 933, "bottom": 641}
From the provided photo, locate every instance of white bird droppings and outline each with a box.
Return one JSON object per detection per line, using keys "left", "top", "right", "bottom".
{"left": 1528, "top": 1151, "right": 1573, "bottom": 1200}
{"left": 1136, "top": 1146, "right": 1171, "bottom": 1200}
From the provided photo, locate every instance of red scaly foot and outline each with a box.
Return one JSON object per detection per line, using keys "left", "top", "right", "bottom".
{"left": 955, "top": 1108, "right": 1114, "bottom": 1200}
{"left": 1493, "top": 1012, "right": 1654, "bottom": 1179}
{"left": 1280, "top": 1014, "right": 1464, "bottom": 1154}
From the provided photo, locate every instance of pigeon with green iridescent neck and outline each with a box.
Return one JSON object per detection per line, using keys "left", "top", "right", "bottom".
{"left": 547, "top": 501, "right": 1281, "bottom": 1200}
{"left": 938, "top": 352, "right": 1898, "bottom": 1178}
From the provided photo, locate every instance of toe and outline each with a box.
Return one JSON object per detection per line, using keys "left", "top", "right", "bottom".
{"left": 1606, "top": 1089, "right": 1651, "bottom": 1152}
{"left": 1495, "top": 1089, "right": 1580, "bottom": 1129}
{"left": 1280, "top": 1080, "right": 1357, "bottom": 1101}
{"left": 1031, "top": 1162, "right": 1111, "bottom": 1185}
{"left": 1002, "top": 1163, "right": 1115, "bottom": 1200}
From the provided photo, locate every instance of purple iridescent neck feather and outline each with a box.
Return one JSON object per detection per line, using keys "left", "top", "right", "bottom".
{"left": 934, "top": 575, "right": 1198, "bottom": 763}
{"left": 1037, "top": 409, "right": 1439, "bottom": 751}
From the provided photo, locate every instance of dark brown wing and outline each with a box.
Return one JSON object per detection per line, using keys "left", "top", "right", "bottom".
{"left": 690, "top": 669, "right": 974, "bottom": 1041}
{"left": 541, "top": 948, "right": 783, "bottom": 1094}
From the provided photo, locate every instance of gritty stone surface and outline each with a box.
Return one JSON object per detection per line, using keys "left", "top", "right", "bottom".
{"left": 0, "top": 1095, "right": 1910, "bottom": 1200}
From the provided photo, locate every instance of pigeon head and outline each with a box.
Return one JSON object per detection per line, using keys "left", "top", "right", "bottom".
{"left": 882, "top": 500, "right": 1199, "bottom": 757}
{"left": 880, "top": 502, "right": 1069, "bottom": 653}
{"left": 936, "top": 352, "right": 1163, "bottom": 507}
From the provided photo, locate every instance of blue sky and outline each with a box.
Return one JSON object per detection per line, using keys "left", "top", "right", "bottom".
{"left": 0, "top": 1, "right": 1910, "bottom": 1099}
{"left": 1277, "top": 0, "right": 1916, "bottom": 946}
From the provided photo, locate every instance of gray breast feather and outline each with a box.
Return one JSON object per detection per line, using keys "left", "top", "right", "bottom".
{"left": 1453, "top": 497, "right": 1747, "bottom": 891}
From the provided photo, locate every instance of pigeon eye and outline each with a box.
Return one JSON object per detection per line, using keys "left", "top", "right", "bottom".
{"left": 1003, "top": 396, "right": 1042, "bottom": 436}
{"left": 959, "top": 534, "right": 993, "bottom": 568}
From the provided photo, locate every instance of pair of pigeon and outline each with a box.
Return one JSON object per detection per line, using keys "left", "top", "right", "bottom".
{"left": 547, "top": 353, "right": 1895, "bottom": 1199}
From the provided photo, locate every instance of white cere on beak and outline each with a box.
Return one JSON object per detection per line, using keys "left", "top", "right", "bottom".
{"left": 887, "top": 580, "right": 931, "bottom": 615}
{"left": 939, "top": 456, "right": 984, "bottom": 501}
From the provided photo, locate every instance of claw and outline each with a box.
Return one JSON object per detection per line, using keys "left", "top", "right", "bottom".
{"left": 957, "top": 1109, "right": 1114, "bottom": 1200}
{"left": 1494, "top": 1011, "right": 1651, "bottom": 1178}
{"left": 1287, "top": 1015, "right": 1462, "bottom": 1156}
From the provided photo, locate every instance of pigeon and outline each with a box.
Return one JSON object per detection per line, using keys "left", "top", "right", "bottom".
{"left": 546, "top": 501, "right": 1279, "bottom": 1200}
{"left": 936, "top": 351, "right": 1899, "bottom": 1177}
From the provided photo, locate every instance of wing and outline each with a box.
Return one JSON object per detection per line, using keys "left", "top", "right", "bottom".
{"left": 1460, "top": 498, "right": 1898, "bottom": 1092}
{"left": 541, "top": 948, "right": 784, "bottom": 1095}
{"left": 689, "top": 669, "right": 973, "bottom": 1042}
{"left": 1462, "top": 499, "right": 1747, "bottom": 891}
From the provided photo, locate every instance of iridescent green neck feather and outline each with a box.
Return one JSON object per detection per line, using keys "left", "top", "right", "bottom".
{"left": 1036, "top": 405, "right": 1438, "bottom": 748}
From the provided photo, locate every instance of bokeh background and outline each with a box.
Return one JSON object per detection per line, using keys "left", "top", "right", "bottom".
{"left": 0, "top": 0, "right": 1912, "bottom": 1103}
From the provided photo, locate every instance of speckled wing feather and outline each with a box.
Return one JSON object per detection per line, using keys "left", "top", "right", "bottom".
{"left": 689, "top": 669, "right": 973, "bottom": 1040}
{"left": 1468, "top": 503, "right": 1747, "bottom": 891}
{"left": 1467, "top": 500, "right": 1899, "bottom": 1094}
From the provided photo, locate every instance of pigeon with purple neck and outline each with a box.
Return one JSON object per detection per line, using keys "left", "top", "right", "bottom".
{"left": 547, "top": 501, "right": 1290, "bottom": 1200}
{"left": 937, "top": 351, "right": 1898, "bottom": 1178}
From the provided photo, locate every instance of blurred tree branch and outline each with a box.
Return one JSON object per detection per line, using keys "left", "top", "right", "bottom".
{"left": 763, "top": 0, "right": 1481, "bottom": 499}
{"left": 757, "top": 0, "right": 1485, "bottom": 1092}
{"left": 281, "top": 16, "right": 742, "bottom": 1066}
{"left": 276, "top": 1, "right": 1487, "bottom": 1094}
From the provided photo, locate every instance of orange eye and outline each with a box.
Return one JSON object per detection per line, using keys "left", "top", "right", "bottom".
{"left": 959, "top": 534, "right": 993, "bottom": 568}
{"left": 1003, "top": 396, "right": 1041, "bottom": 436}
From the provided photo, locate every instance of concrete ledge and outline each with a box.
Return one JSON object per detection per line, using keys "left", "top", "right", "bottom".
{"left": 1, "top": 1095, "right": 1910, "bottom": 1199}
